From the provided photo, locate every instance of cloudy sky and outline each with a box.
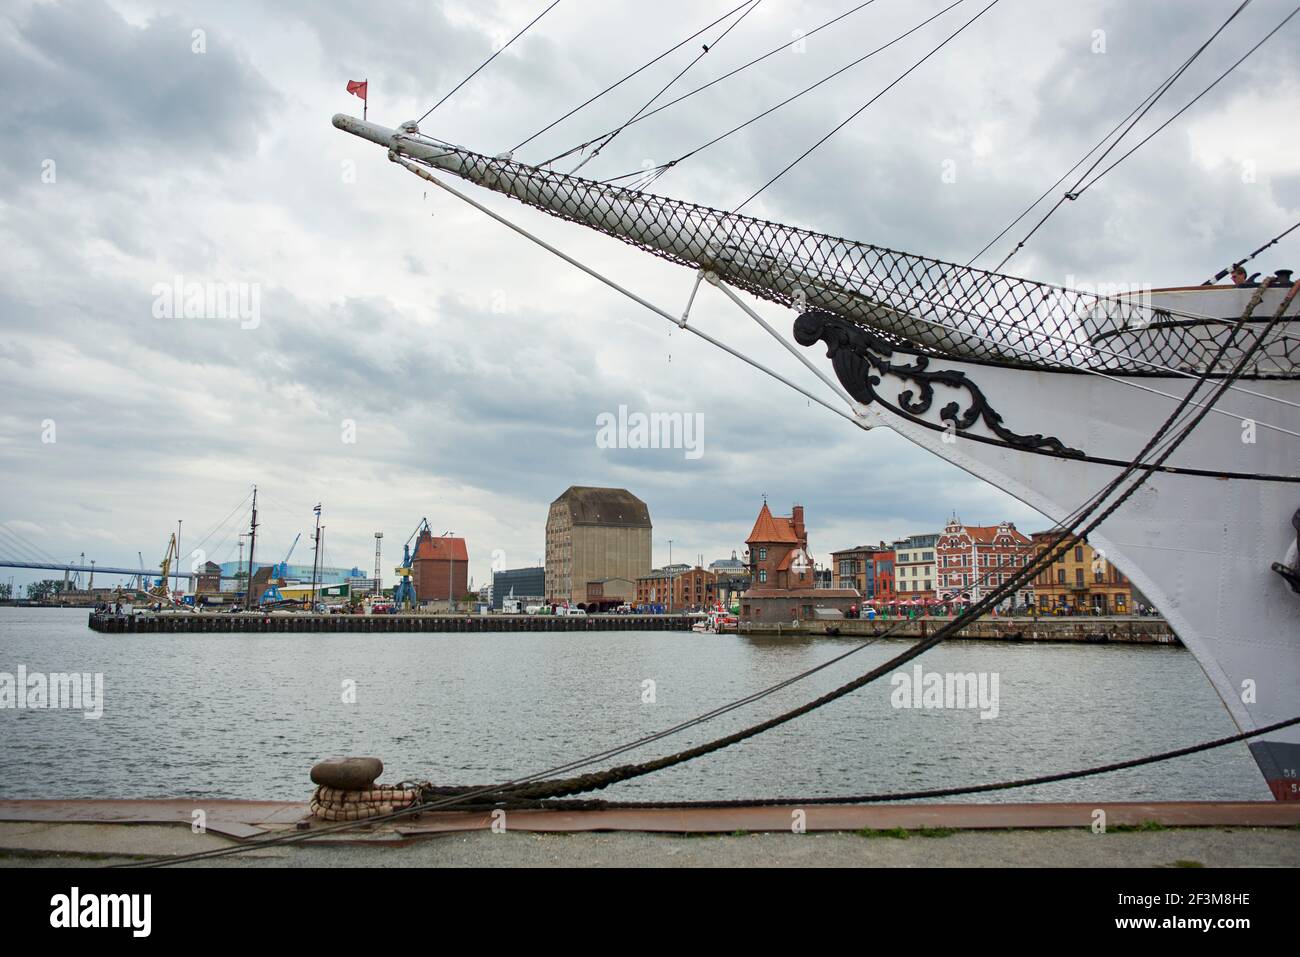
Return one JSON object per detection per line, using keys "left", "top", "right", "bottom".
{"left": 1, "top": 0, "right": 1297, "bottom": 589}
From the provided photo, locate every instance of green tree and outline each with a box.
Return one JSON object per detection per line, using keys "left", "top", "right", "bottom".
{"left": 25, "top": 579, "right": 66, "bottom": 600}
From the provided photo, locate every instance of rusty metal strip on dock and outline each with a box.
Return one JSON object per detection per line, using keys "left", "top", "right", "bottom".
{"left": 0, "top": 799, "right": 308, "bottom": 839}
{"left": 4, "top": 799, "right": 1295, "bottom": 840}
{"left": 388, "top": 801, "right": 1300, "bottom": 834}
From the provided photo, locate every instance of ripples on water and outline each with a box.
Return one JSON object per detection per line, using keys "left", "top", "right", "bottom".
{"left": 0, "top": 608, "right": 1271, "bottom": 802}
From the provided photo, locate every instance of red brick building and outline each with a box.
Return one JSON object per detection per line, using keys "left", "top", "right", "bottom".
{"left": 747, "top": 503, "right": 812, "bottom": 591}
{"left": 935, "top": 517, "right": 1033, "bottom": 606}
{"left": 635, "top": 566, "right": 719, "bottom": 610}
{"left": 740, "top": 502, "right": 859, "bottom": 624}
{"left": 412, "top": 530, "right": 469, "bottom": 601}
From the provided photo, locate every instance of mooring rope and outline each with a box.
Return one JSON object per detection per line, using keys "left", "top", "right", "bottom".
{"left": 423, "top": 713, "right": 1300, "bottom": 811}
{"left": 122, "top": 282, "right": 1288, "bottom": 867}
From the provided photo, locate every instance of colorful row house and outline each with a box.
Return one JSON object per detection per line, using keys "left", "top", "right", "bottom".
{"left": 935, "top": 517, "right": 1035, "bottom": 607}
{"left": 1030, "top": 531, "right": 1135, "bottom": 615}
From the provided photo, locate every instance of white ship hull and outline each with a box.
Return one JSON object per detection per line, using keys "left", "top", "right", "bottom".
{"left": 810, "top": 339, "right": 1299, "bottom": 799}
{"left": 334, "top": 115, "right": 1300, "bottom": 800}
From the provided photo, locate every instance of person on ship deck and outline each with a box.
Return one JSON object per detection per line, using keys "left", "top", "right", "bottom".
{"left": 1230, "top": 264, "right": 1259, "bottom": 287}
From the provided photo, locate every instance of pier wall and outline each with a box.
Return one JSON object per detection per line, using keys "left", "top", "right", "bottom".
{"left": 741, "top": 616, "right": 1178, "bottom": 644}
{"left": 88, "top": 612, "right": 695, "bottom": 634}
{"left": 87, "top": 612, "right": 1177, "bottom": 643}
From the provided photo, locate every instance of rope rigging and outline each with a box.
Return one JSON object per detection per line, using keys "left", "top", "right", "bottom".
{"left": 126, "top": 278, "right": 1296, "bottom": 868}
{"left": 433, "top": 713, "right": 1300, "bottom": 811}
{"left": 987, "top": 0, "right": 1260, "bottom": 272}
{"left": 415, "top": 0, "right": 564, "bottom": 125}
{"left": 598, "top": 0, "right": 967, "bottom": 187}
{"left": 364, "top": 124, "right": 1299, "bottom": 379}
{"left": 569, "top": 0, "right": 764, "bottom": 177}
{"left": 511, "top": 0, "right": 756, "bottom": 155}
{"left": 1206, "top": 219, "right": 1300, "bottom": 285}
{"left": 187, "top": 3, "right": 1300, "bottom": 868}
{"left": 732, "top": 0, "right": 1001, "bottom": 213}
{"left": 477, "top": 282, "right": 1294, "bottom": 804}
{"left": 188, "top": 488, "right": 255, "bottom": 557}
{"left": 1069, "top": 4, "right": 1299, "bottom": 202}
{"left": 530, "top": 0, "right": 887, "bottom": 167}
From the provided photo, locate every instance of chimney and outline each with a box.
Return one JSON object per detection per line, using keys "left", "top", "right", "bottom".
{"left": 791, "top": 505, "right": 805, "bottom": 543}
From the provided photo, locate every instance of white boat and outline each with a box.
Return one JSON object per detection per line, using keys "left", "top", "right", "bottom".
{"left": 334, "top": 115, "right": 1299, "bottom": 801}
{"left": 692, "top": 610, "right": 737, "bottom": 633}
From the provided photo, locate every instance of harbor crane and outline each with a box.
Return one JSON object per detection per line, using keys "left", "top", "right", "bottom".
{"left": 273, "top": 532, "right": 302, "bottom": 578}
{"left": 392, "top": 518, "right": 431, "bottom": 611}
{"left": 147, "top": 533, "right": 180, "bottom": 602}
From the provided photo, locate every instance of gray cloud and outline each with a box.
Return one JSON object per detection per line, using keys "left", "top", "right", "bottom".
{"left": 1, "top": 0, "right": 1296, "bottom": 587}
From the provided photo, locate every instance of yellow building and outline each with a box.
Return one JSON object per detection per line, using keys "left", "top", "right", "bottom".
{"left": 1031, "top": 531, "right": 1133, "bottom": 615}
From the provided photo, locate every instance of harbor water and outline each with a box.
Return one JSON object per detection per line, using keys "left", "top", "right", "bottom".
{"left": 0, "top": 607, "right": 1272, "bottom": 803}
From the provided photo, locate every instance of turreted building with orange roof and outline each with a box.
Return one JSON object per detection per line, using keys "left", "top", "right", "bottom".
{"left": 740, "top": 502, "right": 860, "bottom": 625}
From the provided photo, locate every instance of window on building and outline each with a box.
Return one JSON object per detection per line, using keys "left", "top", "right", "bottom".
{"left": 1057, "top": 568, "right": 1066, "bottom": 584}
{"left": 1075, "top": 546, "right": 1084, "bottom": 563}
{"left": 759, "top": 570, "right": 767, "bottom": 584}
{"left": 759, "top": 547, "right": 767, "bottom": 560}
{"left": 1075, "top": 568, "right": 1084, "bottom": 586}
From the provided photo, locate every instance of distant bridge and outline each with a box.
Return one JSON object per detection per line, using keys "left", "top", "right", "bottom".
{"left": 0, "top": 560, "right": 241, "bottom": 582}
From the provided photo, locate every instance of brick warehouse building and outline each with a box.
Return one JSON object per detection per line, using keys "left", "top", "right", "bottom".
{"left": 545, "top": 486, "right": 652, "bottom": 605}
{"left": 935, "top": 517, "right": 1034, "bottom": 606}
{"left": 740, "top": 502, "right": 858, "bottom": 623}
{"left": 412, "top": 530, "right": 469, "bottom": 602}
{"left": 636, "top": 566, "right": 719, "bottom": 610}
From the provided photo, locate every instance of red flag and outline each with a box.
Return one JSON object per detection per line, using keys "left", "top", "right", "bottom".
{"left": 346, "top": 80, "right": 368, "bottom": 101}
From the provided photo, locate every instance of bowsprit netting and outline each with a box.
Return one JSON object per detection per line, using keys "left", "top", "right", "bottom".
{"left": 378, "top": 124, "right": 1298, "bottom": 379}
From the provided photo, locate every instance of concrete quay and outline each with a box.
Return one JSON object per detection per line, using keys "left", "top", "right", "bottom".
{"left": 740, "top": 615, "right": 1178, "bottom": 644}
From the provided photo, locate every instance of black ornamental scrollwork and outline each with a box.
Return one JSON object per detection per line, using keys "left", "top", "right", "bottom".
{"left": 793, "top": 309, "right": 1085, "bottom": 458}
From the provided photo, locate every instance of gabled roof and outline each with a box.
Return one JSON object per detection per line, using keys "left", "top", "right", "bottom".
{"left": 943, "top": 523, "right": 1031, "bottom": 547}
{"left": 553, "top": 486, "right": 651, "bottom": 527}
{"left": 746, "top": 503, "right": 801, "bottom": 544}
{"left": 413, "top": 532, "right": 469, "bottom": 562}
